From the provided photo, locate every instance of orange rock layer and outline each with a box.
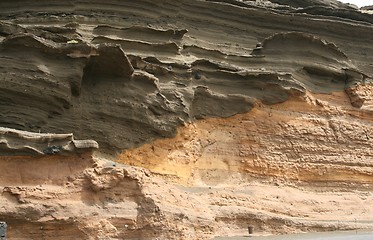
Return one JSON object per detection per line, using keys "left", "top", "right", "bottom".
{"left": 118, "top": 91, "right": 373, "bottom": 186}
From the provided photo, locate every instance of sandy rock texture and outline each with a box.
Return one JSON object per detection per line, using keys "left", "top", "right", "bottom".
{"left": 0, "top": 0, "right": 372, "bottom": 239}
{"left": 0, "top": 0, "right": 372, "bottom": 152}
{"left": 118, "top": 92, "right": 373, "bottom": 238}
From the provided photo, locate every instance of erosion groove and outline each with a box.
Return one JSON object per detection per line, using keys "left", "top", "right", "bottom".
{"left": 0, "top": 0, "right": 372, "bottom": 239}
{"left": 0, "top": 0, "right": 372, "bottom": 152}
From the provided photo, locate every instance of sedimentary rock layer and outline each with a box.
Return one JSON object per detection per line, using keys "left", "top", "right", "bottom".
{"left": 0, "top": 0, "right": 372, "bottom": 239}
{"left": 0, "top": 0, "right": 372, "bottom": 152}
{"left": 1, "top": 148, "right": 372, "bottom": 240}
{"left": 119, "top": 91, "right": 373, "bottom": 185}
{"left": 0, "top": 127, "right": 98, "bottom": 156}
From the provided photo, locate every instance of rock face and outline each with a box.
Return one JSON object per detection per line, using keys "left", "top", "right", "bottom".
{"left": 1, "top": 0, "right": 372, "bottom": 153}
{"left": 0, "top": 0, "right": 372, "bottom": 239}
{"left": 0, "top": 127, "right": 98, "bottom": 156}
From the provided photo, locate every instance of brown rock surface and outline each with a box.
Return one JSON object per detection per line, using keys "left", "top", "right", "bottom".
{"left": 1, "top": 91, "right": 373, "bottom": 239}
{"left": 1, "top": 0, "right": 372, "bottom": 152}
{"left": 117, "top": 92, "right": 373, "bottom": 238}
{"left": 119, "top": 92, "right": 373, "bottom": 186}
{"left": 346, "top": 83, "right": 373, "bottom": 109}
{"left": 0, "top": 0, "right": 372, "bottom": 239}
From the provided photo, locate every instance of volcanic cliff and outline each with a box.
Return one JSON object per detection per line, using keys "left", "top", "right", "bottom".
{"left": 0, "top": 0, "right": 372, "bottom": 239}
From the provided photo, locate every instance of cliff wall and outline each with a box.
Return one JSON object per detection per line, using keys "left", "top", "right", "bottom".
{"left": 0, "top": 0, "right": 372, "bottom": 239}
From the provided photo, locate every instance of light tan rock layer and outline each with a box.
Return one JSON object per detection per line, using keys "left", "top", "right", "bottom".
{"left": 0, "top": 0, "right": 373, "bottom": 239}
{"left": 0, "top": 90, "right": 373, "bottom": 239}
{"left": 118, "top": 90, "right": 373, "bottom": 186}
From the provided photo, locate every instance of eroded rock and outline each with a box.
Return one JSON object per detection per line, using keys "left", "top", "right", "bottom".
{"left": 0, "top": 0, "right": 372, "bottom": 239}
{"left": 0, "top": 127, "right": 98, "bottom": 156}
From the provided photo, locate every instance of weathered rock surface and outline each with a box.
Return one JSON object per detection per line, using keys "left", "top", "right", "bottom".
{"left": 0, "top": 127, "right": 98, "bottom": 156}
{"left": 346, "top": 83, "right": 373, "bottom": 109}
{"left": 0, "top": 0, "right": 372, "bottom": 153}
{"left": 0, "top": 0, "right": 372, "bottom": 239}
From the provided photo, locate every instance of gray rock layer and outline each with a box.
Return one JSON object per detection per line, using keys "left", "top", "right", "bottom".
{"left": 0, "top": 0, "right": 372, "bottom": 152}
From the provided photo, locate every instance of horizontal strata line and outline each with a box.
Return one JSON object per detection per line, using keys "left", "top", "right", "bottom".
{"left": 92, "top": 36, "right": 180, "bottom": 54}
{"left": 94, "top": 25, "right": 187, "bottom": 37}
{"left": 91, "top": 35, "right": 178, "bottom": 46}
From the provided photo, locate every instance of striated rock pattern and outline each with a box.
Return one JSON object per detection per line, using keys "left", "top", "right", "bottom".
{"left": 0, "top": 127, "right": 98, "bottom": 156}
{"left": 1, "top": 145, "right": 372, "bottom": 240}
{"left": 119, "top": 93, "right": 373, "bottom": 186}
{"left": 0, "top": 152, "right": 165, "bottom": 239}
{"left": 0, "top": 0, "right": 372, "bottom": 239}
{"left": 0, "top": 0, "right": 372, "bottom": 152}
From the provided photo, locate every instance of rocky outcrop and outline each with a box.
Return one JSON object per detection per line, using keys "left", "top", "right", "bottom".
{"left": 0, "top": 127, "right": 98, "bottom": 156}
{"left": 0, "top": 0, "right": 372, "bottom": 153}
{"left": 346, "top": 83, "right": 373, "bottom": 109}
{"left": 362, "top": 5, "right": 373, "bottom": 11}
{"left": 1, "top": 103, "right": 373, "bottom": 239}
{"left": 0, "top": 0, "right": 372, "bottom": 239}
{"left": 83, "top": 44, "right": 134, "bottom": 79}
{"left": 0, "top": 152, "right": 163, "bottom": 239}
{"left": 119, "top": 91, "right": 373, "bottom": 184}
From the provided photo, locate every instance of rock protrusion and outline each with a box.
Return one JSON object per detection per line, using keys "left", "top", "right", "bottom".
{"left": 0, "top": 127, "right": 98, "bottom": 156}
{"left": 346, "top": 83, "right": 373, "bottom": 110}
{"left": 83, "top": 44, "right": 134, "bottom": 79}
